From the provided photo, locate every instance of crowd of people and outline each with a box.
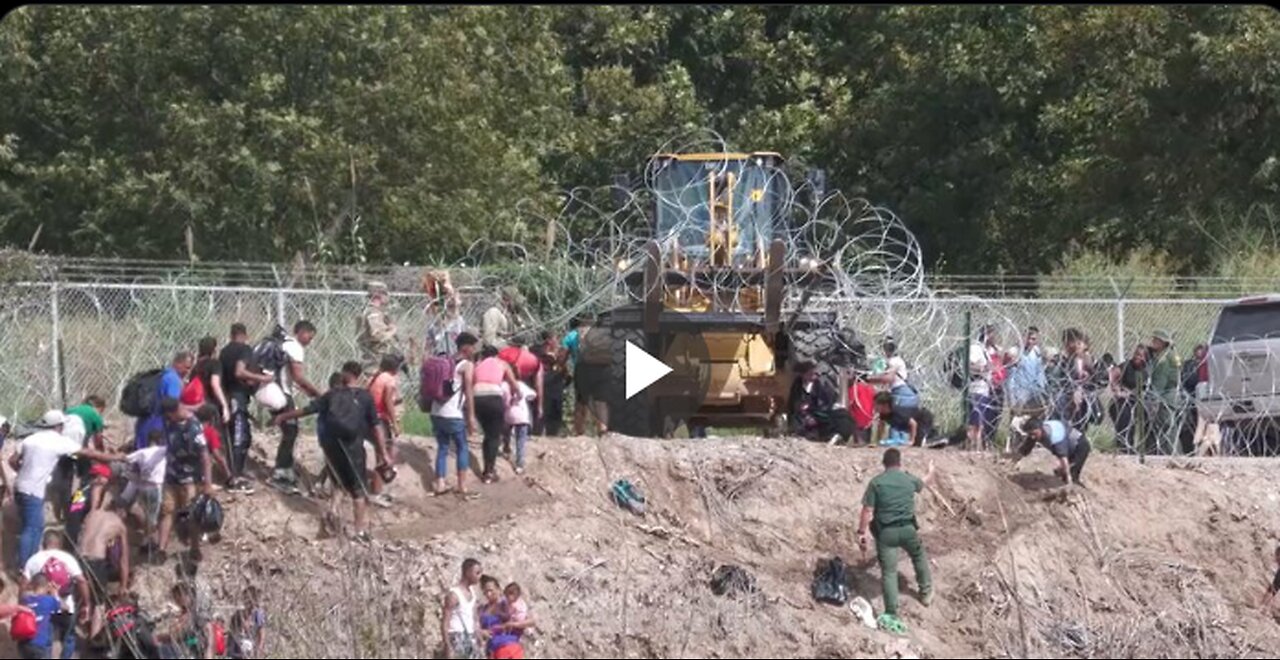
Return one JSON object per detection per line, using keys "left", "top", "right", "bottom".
{"left": 0, "top": 268, "right": 1232, "bottom": 656}
{"left": 0, "top": 274, "right": 561, "bottom": 658}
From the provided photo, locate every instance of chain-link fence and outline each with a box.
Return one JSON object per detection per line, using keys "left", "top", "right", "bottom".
{"left": 3, "top": 280, "right": 1276, "bottom": 455}
{"left": 0, "top": 282, "right": 497, "bottom": 420}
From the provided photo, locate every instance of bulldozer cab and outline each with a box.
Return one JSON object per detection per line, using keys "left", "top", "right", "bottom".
{"left": 651, "top": 152, "right": 785, "bottom": 266}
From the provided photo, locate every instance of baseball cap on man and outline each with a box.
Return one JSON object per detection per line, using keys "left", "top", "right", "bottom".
{"left": 367, "top": 281, "right": 389, "bottom": 296}
{"left": 37, "top": 410, "right": 68, "bottom": 428}
{"left": 1151, "top": 329, "right": 1173, "bottom": 345}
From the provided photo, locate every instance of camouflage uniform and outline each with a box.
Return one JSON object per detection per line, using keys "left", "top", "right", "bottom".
{"left": 357, "top": 282, "right": 401, "bottom": 374}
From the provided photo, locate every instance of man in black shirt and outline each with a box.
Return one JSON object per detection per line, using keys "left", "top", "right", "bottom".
{"left": 273, "top": 361, "right": 388, "bottom": 542}
{"left": 219, "top": 323, "right": 272, "bottom": 494}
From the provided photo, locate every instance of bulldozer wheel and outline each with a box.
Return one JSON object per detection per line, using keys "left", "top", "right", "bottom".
{"left": 606, "top": 326, "right": 661, "bottom": 437}
{"left": 787, "top": 326, "right": 840, "bottom": 391}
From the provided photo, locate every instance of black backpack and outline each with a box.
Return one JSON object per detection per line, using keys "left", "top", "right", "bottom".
{"left": 252, "top": 325, "right": 290, "bottom": 377}
{"left": 120, "top": 369, "right": 165, "bottom": 417}
{"left": 190, "top": 494, "right": 224, "bottom": 533}
{"left": 811, "top": 556, "right": 850, "bottom": 606}
{"left": 325, "top": 388, "right": 367, "bottom": 440}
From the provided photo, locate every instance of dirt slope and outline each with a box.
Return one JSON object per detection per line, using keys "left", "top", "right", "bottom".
{"left": 38, "top": 433, "right": 1280, "bottom": 658}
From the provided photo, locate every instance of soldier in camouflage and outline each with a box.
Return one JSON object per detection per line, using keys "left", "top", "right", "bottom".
{"left": 358, "top": 281, "right": 402, "bottom": 376}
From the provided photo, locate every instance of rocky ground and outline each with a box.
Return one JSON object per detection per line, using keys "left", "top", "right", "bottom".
{"left": 6, "top": 429, "right": 1280, "bottom": 658}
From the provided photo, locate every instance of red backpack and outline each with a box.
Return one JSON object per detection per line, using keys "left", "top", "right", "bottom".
{"left": 10, "top": 610, "right": 36, "bottom": 642}
{"left": 418, "top": 354, "right": 457, "bottom": 411}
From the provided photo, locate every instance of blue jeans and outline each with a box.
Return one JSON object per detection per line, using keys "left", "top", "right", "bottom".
{"left": 432, "top": 416, "right": 469, "bottom": 479}
{"left": 890, "top": 385, "right": 920, "bottom": 410}
{"left": 16, "top": 492, "right": 44, "bottom": 568}
{"left": 512, "top": 424, "right": 530, "bottom": 468}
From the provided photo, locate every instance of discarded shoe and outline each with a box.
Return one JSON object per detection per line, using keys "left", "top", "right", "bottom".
{"left": 610, "top": 479, "right": 646, "bottom": 516}
{"left": 849, "top": 597, "right": 876, "bottom": 629}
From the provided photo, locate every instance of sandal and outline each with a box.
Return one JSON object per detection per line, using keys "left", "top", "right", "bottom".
{"left": 432, "top": 487, "right": 455, "bottom": 497}
{"left": 457, "top": 491, "right": 481, "bottom": 501}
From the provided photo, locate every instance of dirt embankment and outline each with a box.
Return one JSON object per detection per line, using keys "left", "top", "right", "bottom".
{"left": 18, "top": 432, "right": 1280, "bottom": 659}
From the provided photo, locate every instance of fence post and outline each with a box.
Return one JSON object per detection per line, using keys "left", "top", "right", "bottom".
{"left": 1109, "top": 277, "right": 1126, "bottom": 361}
{"left": 961, "top": 309, "right": 971, "bottom": 447}
{"left": 50, "top": 282, "right": 65, "bottom": 408}
{"left": 276, "top": 288, "right": 286, "bottom": 327}
{"left": 1116, "top": 298, "right": 1126, "bottom": 362}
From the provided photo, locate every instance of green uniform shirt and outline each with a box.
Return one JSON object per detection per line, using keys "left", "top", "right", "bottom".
{"left": 1149, "top": 349, "right": 1180, "bottom": 404}
{"left": 862, "top": 468, "right": 924, "bottom": 529}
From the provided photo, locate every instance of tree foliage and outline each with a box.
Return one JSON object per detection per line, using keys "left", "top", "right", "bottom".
{"left": 1, "top": 5, "right": 1277, "bottom": 273}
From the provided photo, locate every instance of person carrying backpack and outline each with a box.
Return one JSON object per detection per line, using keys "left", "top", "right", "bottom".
{"left": 16, "top": 574, "right": 60, "bottom": 660}
{"left": 127, "top": 352, "right": 194, "bottom": 451}
{"left": 425, "top": 332, "right": 479, "bottom": 499}
{"left": 220, "top": 323, "right": 273, "bottom": 495}
{"left": 22, "top": 531, "right": 89, "bottom": 660}
{"left": 155, "top": 398, "right": 213, "bottom": 562}
{"left": 273, "top": 361, "right": 389, "bottom": 543}
{"left": 262, "top": 321, "right": 321, "bottom": 495}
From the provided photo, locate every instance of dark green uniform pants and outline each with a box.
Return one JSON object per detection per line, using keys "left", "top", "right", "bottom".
{"left": 876, "top": 524, "right": 932, "bottom": 615}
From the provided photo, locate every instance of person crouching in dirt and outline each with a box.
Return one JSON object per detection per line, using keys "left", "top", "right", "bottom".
{"left": 857, "top": 449, "right": 934, "bottom": 623}
{"left": 789, "top": 362, "right": 854, "bottom": 444}
{"left": 1013, "top": 415, "right": 1092, "bottom": 487}
{"left": 273, "top": 361, "right": 390, "bottom": 543}
{"left": 871, "top": 392, "right": 935, "bottom": 448}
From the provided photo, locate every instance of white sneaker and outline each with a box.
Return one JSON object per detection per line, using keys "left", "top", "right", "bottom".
{"left": 371, "top": 494, "right": 393, "bottom": 509}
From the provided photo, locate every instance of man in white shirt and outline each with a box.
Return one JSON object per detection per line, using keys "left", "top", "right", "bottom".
{"left": 10, "top": 410, "right": 120, "bottom": 567}
{"left": 23, "top": 529, "right": 91, "bottom": 658}
{"left": 269, "top": 320, "right": 321, "bottom": 494}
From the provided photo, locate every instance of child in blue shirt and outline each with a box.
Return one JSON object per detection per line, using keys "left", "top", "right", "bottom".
{"left": 18, "top": 574, "right": 62, "bottom": 660}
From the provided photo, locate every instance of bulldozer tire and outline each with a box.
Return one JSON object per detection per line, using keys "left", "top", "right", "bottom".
{"left": 787, "top": 326, "right": 840, "bottom": 391}
{"left": 606, "top": 326, "right": 660, "bottom": 437}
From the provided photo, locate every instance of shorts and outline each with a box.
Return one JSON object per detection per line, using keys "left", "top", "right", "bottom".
{"left": 322, "top": 438, "right": 368, "bottom": 498}
{"left": 573, "top": 364, "right": 607, "bottom": 404}
{"left": 120, "top": 482, "right": 162, "bottom": 527}
{"left": 968, "top": 394, "right": 999, "bottom": 432}
{"left": 493, "top": 643, "right": 525, "bottom": 660}
{"left": 161, "top": 483, "right": 197, "bottom": 518}
{"left": 85, "top": 557, "right": 118, "bottom": 588}
{"left": 448, "top": 633, "right": 481, "bottom": 660}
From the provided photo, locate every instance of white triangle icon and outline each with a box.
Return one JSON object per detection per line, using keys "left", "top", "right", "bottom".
{"left": 626, "top": 340, "right": 672, "bottom": 400}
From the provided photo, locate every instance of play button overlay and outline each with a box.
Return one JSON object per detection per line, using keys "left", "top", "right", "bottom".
{"left": 625, "top": 341, "right": 672, "bottom": 399}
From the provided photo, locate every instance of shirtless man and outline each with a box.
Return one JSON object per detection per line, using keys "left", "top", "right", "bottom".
{"left": 79, "top": 509, "right": 130, "bottom": 638}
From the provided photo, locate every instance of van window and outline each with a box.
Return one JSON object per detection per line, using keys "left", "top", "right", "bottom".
{"left": 1212, "top": 302, "right": 1280, "bottom": 344}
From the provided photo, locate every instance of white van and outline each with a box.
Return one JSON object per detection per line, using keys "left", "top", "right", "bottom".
{"left": 1200, "top": 295, "right": 1280, "bottom": 430}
